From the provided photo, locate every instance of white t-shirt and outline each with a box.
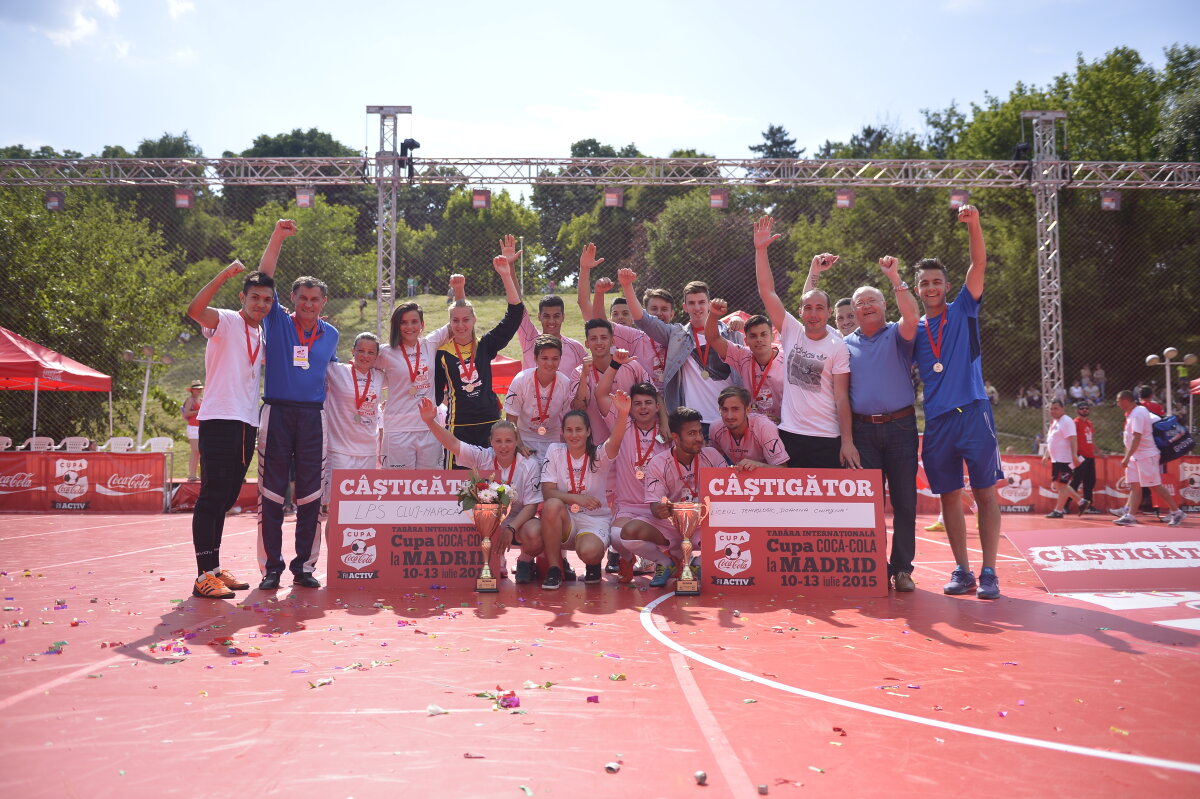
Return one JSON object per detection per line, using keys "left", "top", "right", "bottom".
{"left": 377, "top": 327, "right": 447, "bottom": 433}
{"left": 541, "top": 443, "right": 614, "bottom": 522}
{"left": 325, "top": 363, "right": 383, "bottom": 455}
{"left": 1047, "top": 414, "right": 1077, "bottom": 463}
{"left": 197, "top": 308, "right": 264, "bottom": 426}
{"left": 678, "top": 331, "right": 729, "bottom": 424}
{"left": 454, "top": 444, "right": 543, "bottom": 514}
{"left": 1123, "top": 405, "right": 1161, "bottom": 460}
{"left": 778, "top": 316, "right": 849, "bottom": 438}
{"left": 503, "top": 368, "right": 574, "bottom": 453}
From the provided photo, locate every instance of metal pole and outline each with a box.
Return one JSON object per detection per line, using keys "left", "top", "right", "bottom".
{"left": 519, "top": 235, "right": 525, "bottom": 296}
{"left": 1164, "top": 361, "right": 1174, "bottom": 417}
{"left": 32, "top": 377, "right": 38, "bottom": 439}
{"left": 136, "top": 359, "right": 152, "bottom": 448}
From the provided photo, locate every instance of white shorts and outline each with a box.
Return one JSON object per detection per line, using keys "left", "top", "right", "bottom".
{"left": 185, "top": 426, "right": 199, "bottom": 441}
{"left": 382, "top": 430, "right": 443, "bottom": 469}
{"left": 323, "top": 451, "right": 378, "bottom": 503}
{"left": 1125, "top": 456, "right": 1162, "bottom": 488}
{"left": 613, "top": 506, "right": 676, "bottom": 543}
{"left": 521, "top": 430, "right": 560, "bottom": 460}
{"left": 562, "top": 510, "right": 612, "bottom": 549}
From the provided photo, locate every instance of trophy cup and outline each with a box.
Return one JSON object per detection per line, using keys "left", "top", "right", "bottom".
{"left": 670, "top": 497, "right": 710, "bottom": 595}
{"left": 473, "top": 503, "right": 505, "bottom": 593}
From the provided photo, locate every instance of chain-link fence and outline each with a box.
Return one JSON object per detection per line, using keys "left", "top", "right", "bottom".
{"left": 2, "top": 178, "right": 1197, "bottom": 469}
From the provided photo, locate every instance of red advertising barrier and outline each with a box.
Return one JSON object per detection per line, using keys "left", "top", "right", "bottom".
{"left": 0, "top": 452, "right": 166, "bottom": 512}
{"left": 170, "top": 480, "right": 260, "bottom": 513}
{"left": 701, "top": 467, "right": 887, "bottom": 596}
{"left": 325, "top": 469, "right": 483, "bottom": 589}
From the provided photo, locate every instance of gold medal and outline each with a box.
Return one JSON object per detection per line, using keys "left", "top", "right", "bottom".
{"left": 700, "top": 369, "right": 710, "bottom": 380}
{"left": 933, "top": 362, "right": 944, "bottom": 373}
{"left": 408, "top": 385, "right": 418, "bottom": 397}
{"left": 537, "top": 425, "right": 547, "bottom": 436}
{"left": 570, "top": 503, "right": 581, "bottom": 513}
{"left": 635, "top": 469, "right": 645, "bottom": 480}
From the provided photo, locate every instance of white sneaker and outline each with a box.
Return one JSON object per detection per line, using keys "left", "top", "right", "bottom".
{"left": 1114, "top": 513, "right": 1138, "bottom": 526}
{"left": 1108, "top": 506, "right": 1130, "bottom": 518}
{"left": 1167, "top": 510, "right": 1188, "bottom": 527}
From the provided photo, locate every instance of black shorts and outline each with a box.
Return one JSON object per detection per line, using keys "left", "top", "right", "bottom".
{"left": 1051, "top": 462, "right": 1074, "bottom": 484}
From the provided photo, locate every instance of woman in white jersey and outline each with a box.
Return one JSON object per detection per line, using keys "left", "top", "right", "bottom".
{"left": 418, "top": 398, "right": 544, "bottom": 583}
{"left": 538, "top": 392, "right": 631, "bottom": 589}
{"left": 322, "top": 332, "right": 384, "bottom": 508}
{"left": 377, "top": 299, "right": 451, "bottom": 469}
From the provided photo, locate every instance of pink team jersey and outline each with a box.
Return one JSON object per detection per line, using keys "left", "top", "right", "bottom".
{"left": 643, "top": 446, "right": 727, "bottom": 504}
{"left": 609, "top": 418, "right": 670, "bottom": 517}
{"left": 569, "top": 359, "right": 651, "bottom": 443}
{"left": 708, "top": 414, "right": 789, "bottom": 466}
{"left": 721, "top": 342, "right": 785, "bottom": 422}
{"left": 518, "top": 311, "right": 587, "bottom": 376}
{"left": 612, "top": 322, "right": 666, "bottom": 391}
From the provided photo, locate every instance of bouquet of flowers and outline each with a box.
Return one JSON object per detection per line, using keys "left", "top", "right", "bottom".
{"left": 456, "top": 471, "right": 518, "bottom": 512}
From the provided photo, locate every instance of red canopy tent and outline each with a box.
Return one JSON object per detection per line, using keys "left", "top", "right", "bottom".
{"left": 0, "top": 326, "right": 113, "bottom": 440}
{"left": 491, "top": 353, "right": 521, "bottom": 396}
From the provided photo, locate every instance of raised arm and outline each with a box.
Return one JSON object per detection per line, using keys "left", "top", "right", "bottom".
{"left": 602, "top": 391, "right": 632, "bottom": 459}
{"left": 577, "top": 243, "right": 604, "bottom": 319}
{"left": 187, "top": 260, "right": 246, "bottom": 329}
{"left": 255, "top": 219, "right": 296, "bottom": 278}
{"left": 449, "top": 273, "right": 466, "bottom": 302}
{"left": 879, "top": 255, "right": 919, "bottom": 340}
{"left": 593, "top": 348, "right": 629, "bottom": 417}
{"left": 591, "top": 277, "right": 613, "bottom": 321}
{"left": 753, "top": 216, "right": 787, "bottom": 332}
{"left": 704, "top": 299, "right": 731, "bottom": 359}
{"left": 496, "top": 236, "right": 522, "bottom": 305}
{"left": 801, "top": 252, "right": 838, "bottom": 296}
{"left": 418, "top": 397, "right": 462, "bottom": 457}
{"left": 617, "top": 268, "right": 645, "bottom": 322}
{"left": 959, "top": 205, "right": 987, "bottom": 301}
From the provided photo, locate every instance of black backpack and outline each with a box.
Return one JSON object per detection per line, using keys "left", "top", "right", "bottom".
{"left": 1151, "top": 414, "right": 1196, "bottom": 463}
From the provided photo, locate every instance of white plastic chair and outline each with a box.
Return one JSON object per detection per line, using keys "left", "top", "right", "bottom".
{"left": 140, "top": 437, "right": 175, "bottom": 453}
{"left": 0, "top": 436, "right": 11, "bottom": 451}
{"left": 56, "top": 436, "right": 91, "bottom": 452}
{"left": 97, "top": 436, "right": 135, "bottom": 453}
{"left": 17, "top": 436, "right": 55, "bottom": 452}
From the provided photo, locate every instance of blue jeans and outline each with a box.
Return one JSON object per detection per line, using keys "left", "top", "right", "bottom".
{"left": 852, "top": 414, "right": 918, "bottom": 575}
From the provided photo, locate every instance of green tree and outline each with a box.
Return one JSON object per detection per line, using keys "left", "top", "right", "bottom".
{"left": 748, "top": 124, "right": 803, "bottom": 158}
{"left": 0, "top": 187, "right": 185, "bottom": 440}
{"left": 438, "top": 189, "right": 541, "bottom": 294}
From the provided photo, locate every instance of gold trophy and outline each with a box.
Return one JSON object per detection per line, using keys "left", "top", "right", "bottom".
{"left": 670, "top": 497, "right": 710, "bottom": 595}
{"left": 473, "top": 503, "right": 505, "bottom": 593}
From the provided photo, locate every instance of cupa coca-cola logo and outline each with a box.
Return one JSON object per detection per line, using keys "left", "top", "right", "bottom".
{"left": 0, "top": 472, "right": 35, "bottom": 488}
{"left": 107, "top": 473, "right": 152, "bottom": 491}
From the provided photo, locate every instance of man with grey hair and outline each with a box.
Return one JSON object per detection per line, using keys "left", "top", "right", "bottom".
{"left": 254, "top": 220, "right": 341, "bottom": 590}
{"left": 838, "top": 259, "right": 921, "bottom": 591}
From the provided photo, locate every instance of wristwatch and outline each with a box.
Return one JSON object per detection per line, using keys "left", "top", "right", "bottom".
{"left": 896, "top": 281, "right": 910, "bottom": 291}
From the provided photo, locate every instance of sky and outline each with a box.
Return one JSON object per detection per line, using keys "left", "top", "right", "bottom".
{"left": 1, "top": 0, "right": 1197, "bottom": 166}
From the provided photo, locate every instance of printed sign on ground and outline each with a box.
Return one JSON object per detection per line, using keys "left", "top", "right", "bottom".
{"left": 1005, "top": 527, "right": 1200, "bottom": 593}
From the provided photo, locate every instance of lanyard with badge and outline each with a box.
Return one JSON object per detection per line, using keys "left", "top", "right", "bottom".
{"left": 242, "top": 313, "right": 262, "bottom": 382}
{"left": 292, "top": 314, "right": 321, "bottom": 370}
{"left": 354, "top": 367, "right": 375, "bottom": 423}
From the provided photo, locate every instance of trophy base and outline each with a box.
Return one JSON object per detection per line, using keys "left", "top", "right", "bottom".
{"left": 476, "top": 577, "right": 499, "bottom": 593}
{"left": 675, "top": 576, "right": 700, "bottom": 595}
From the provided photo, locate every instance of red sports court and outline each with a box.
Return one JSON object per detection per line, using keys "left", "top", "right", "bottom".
{"left": 1, "top": 508, "right": 1198, "bottom": 798}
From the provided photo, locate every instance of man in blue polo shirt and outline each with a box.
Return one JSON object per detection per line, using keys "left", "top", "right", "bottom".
{"left": 842, "top": 256, "right": 920, "bottom": 592}
{"left": 912, "top": 205, "right": 1004, "bottom": 600}
{"left": 255, "top": 219, "right": 341, "bottom": 590}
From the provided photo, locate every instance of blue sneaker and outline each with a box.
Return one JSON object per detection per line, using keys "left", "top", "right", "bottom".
{"left": 977, "top": 567, "right": 1000, "bottom": 599}
{"left": 943, "top": 566, "right": 977, "bottom": 595}
{"left": 649, "top": 563, "right": 675, "bottom": 588}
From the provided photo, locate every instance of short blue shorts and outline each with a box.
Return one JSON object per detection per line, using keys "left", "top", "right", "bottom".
{"left": 922, "top": 399, "right": 1003, "bottom": 495}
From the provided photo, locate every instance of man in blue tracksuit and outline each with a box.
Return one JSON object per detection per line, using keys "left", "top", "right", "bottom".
{"left": 254, "top": 219, "right": 340, "bottom": 589}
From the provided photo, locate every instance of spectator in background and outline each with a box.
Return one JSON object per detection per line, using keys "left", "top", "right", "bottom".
{"left": 1092, "top": 363, "right": 1106, "bottom": 401}
{"left": 1080, "top": 363, "right": 1092, "bottom": 385}
{"left": 1016, "top": 385, "right": 1028, "bottom": 408}
{"left": 1083, "top": 378, "right": 1100, "bottom": 404}
{"left": 1043, "top": 399, "right": 1087, "bottom": 518}
{"left": 1027, "top": 386, "right": 1042, "bottom": 409}
{"left": 181, "top": 380, "right": 203, "bottom": 481}
{"left": 1069, "top": 380, "right": 1084, "bottom": 402}
{"left": 1066, "top": 400, "right": 1099, "bottom": 513}
{"left": 1138, "top": 385, "right": 1164, "bottom": 416}
{"left": 984, "top": 380, "right": 999, "bottom": 404}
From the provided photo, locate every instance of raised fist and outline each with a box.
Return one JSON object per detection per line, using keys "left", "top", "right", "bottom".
{"left": 594, "top": 277, "right": 615, "bottom": 294}
{"left": 710, "top": 298, "right": 729, "bottom": 316}
{"left": 276, "top": 219, "right": 297, "bottom": 238}
{"left": 617, "top": 267, "right": 637, "bottom": 286}
{"left": 225, "top": 259, "right": 246, "bottom": 278}
{"left": 612, "top": 348, "right": 632, "bottom": 365}
{"left": 957, "top": 205, "right": 979, "bottom": 224}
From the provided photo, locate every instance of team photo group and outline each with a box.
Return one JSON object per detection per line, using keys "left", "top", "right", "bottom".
{"left": 185, "top": 206, "right": 1012, "bottom": 601}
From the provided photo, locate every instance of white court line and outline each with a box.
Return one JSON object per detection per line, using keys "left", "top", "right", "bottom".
{"left": 641, "top": 592, "right": 1200, "bottom": 776}
{"left": 29, "top": 528, "right": 254, "bottom": 571}
{"left": 915, "top": 534, "right": 1024, "bottom": 561}
{"left": 0, "top": 516, "right": 176, "bottom": 542}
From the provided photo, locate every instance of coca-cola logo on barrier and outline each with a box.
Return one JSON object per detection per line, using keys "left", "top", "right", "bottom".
{"left": 54, "top": 458, "right": 88, "bottom": 500}
{"left": 341, "top": 527, "right": 378, "bottom": 570}
{"left": 106, "top": 473, "right": 152, "bottom": 492}
{"left": 998, "top": 459, "right": 1032, "bottom": 504}
{"left": 0, "top": 472, "right": 35, "bottom": 489}
{"left": 42, "top": 369, "right": 63, "bottom": 381}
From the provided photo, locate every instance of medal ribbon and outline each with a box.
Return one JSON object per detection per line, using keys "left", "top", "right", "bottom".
{"left": 242, "top": 314, "right": 261, "bottom": 368}
{"left": 671, "top": 448, "right": 698, "bottom": 498}
{"left": 493, "top": 453, "right": 518, "bottom": 486}
{"left": 924, "top": 309, "right": 948, "bottom": 367}
{"left": 691, "top": 327, "right": 710, "bottom": 370}
{"left": 567, "top": 451, "right": 589, "bottom": 496}
{"left": 401, "top": 343, "right": 423, "bottom": 387}
{"left": 634, "top": 425, "right": 656, "bottom": 468}
{"left": 292, "top": 314, "right": 321, "bottom": 349}
{"left": 750, "top": 348, "right": 777, "bottom": 401}
{"left": 454, "top": 340, "right": 478, "bottom": 384}
{"left": 353, "top": 367, "right": 373, "bottom": 411}
{"left": 535, "top": 374, "right": 556, "bottom": 423}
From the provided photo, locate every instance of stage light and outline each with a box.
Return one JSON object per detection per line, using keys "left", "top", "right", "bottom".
{"left": 709, "top": 188, "right": 729, "bottom": 209}
{"left": 835, "top": 189, "right": 855, "bottom": 210}
{"left": 296, "top": 187, "right": 316, "bottom": 208}
{"left": 472, "top": 189, "right": 491, "bottom": 210}
{"left": 174, "top": 188, "right": 194, "bottom": 209}
{"left": 44, "top": 191, "right": 65, "bottom": 211}
{"left": 950, "top": 190, "right": 970, "bottom": 209}
{"left": 603, "top": 187, "right": 624, "bottom": 208}
{"left": 1101, "top": 191, "right": 1121, "bottom": 211}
